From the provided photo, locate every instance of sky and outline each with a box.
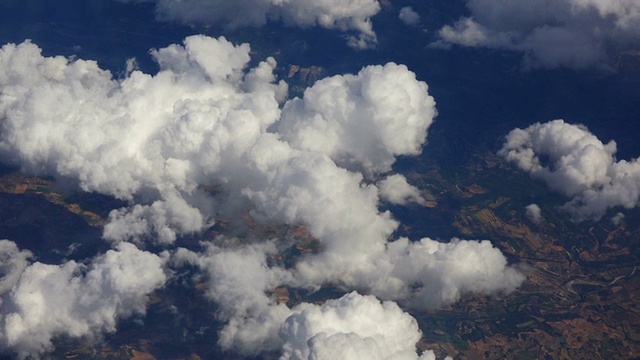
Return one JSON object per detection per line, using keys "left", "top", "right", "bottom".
{"left": 0, "top": 1, "right": 639, "bottom": 359}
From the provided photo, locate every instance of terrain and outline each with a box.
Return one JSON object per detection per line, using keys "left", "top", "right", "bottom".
{"left": 1, "top": 150, "right": 637, "bottom": 359}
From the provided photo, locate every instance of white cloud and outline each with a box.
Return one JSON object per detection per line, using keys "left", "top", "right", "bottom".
{"left": 378, "top": 174, "right": 425, "bottom": 205}
{"left": 172, "top": 241, "right": 450, "bottom": 359}
{"left": 434, "top": 17, "right": 514, "bottom": 49}
{"left": 117, "top": 0, "right": 381, "bottom": 49}
{"left": 436, "top": 0, "right": 640, "bottom": 69}
{"left": 0, "top": 35, "right": 523, "bottom": 358}
{"left": 377, "top": 238, "right": 524, "bottom": 310}
{"left": 277, "top": 62, "right": 436, "bottom": 176}
{"left": 0, "top": 241, "right": 32, "bottom": 296}
{"left": 242, "top": 138, "right": 523, "bottom": 309}
{"left": 399, "top": 7, "right": 420, "bottom": 27}
{"left": 0, "top": 241, "right": 166, "bottom": 359}
{"left": 0, "top": 36, "right": 286, "bottom": 243}
{"left": 525, "top": 203, "right": 542, "bottom": 224}
{"left": 103, "top": 191, "right": 208, "bottom": 244}
{"left": 280, "top": 292, "right": 440, "bottom": 360}
{"left": 172, "top": 241, "right": 294, "bottom": 354}
{"left": 500, "top": 119, "right": 640, "bottom": 220}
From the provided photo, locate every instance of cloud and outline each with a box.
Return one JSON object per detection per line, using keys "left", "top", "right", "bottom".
{"left": 399, "top": 7, "right": 420, "bottom": 27}
{"left": 0, "top": 241, "right": 32, "bottom": 296}
{"left": 378, "top": 174, "right": 425, "bottom": 205}
{"left": 0, "top": 35, "right": 523, "bottom": 358}
{"left": 171, "top": 241, "right": 294, "bottom": 354}
{"left": 280, "top": 292, "right": 442, "bottom": 360}
{"left": 169, "top": 236, "right": 523, "bottom": 353}
{"left": 0, "top": 241, "right": 166, "bottom": 359}
{"left": 611, "top": 212, "right": 625, "bottom": 225}
{"left": 525, "top": 203, "right": 542, "bottom": 224}
{"left": 116, "top": 0, "right": 381, "bottom": 49}
{"left": 499, "top": 119, "right": 640, "bottom": 220}
{"left": 241, "top": 140, "right": 523, "bottom": 310}
{"left": 0, "top": 37, "right": 436, "bottom": 245}
{"left": 435, "top": 0, "right": 640, "bottom": 69}
{"left": 173, "top": 241, "right": 449, "bottom": 359}
{"left": 277, "top": 62, "right": 436, "bottom": 176}
{"left": 376, "top": 238, "right": 524, "bottom": 310}
{"left": 103, "top": 191, "right": 209, "bottom": 244}
{"left": 0, "top": 36, "right": 286, "bottom": 243}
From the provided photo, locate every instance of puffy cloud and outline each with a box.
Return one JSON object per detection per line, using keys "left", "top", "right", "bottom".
{"left": 280, "top": 292, "right": 438, "bottom": 360}
{"left": 0, "top": 38, "right": 437, "bottom": 245}
{"left": 103, "top": 191, "right": 209, "bottom": 244}
{"left": 277, "top": 62, "right": 436, "bottom": 175}
{"left": 0, "top": 35, "right": 523, "bottom": 358}
{"left": 499, "top": 119, "right": 640, "bottom": 220}
{"left": 243, "top": 139, "right": 522, "bottom": 311}
{"left": 435, "top": 17, "right": 511, "bottom": 48}
{"left": 0, "top": 241, "right": 31, "bottom": 296}
{"left": 172, "top": 236, "right": 522, "bottom": 353}
{"left": 172, "top": 241, "right": 294, "bottom": 354}
{"left": 117, "top": 0, "right": 381, "bottom": 49}
{"left": 0, "top": 35, "right": 438, "bottom": 245}
{"left": 399, "top": 7, "right": 420, "bottom": 27}
{"left": 173, "top": 241, "right": 449, "bottom": 359}
{"left": 0, "top": 36, "right": 285, "bottom": 243}
{"left": 378, "top": 174, "right": 425, "bottom": 205}
{"left": 611, "top": 212, "right": 625, "bottom": 225}
{"left": 525, "top": 203, "right": 542, "bottom": 224}
{"left": 499, "top": 120, "right": 616, "bottom": 196}
{"left": 375, "top": 238, "right": 524, "bottom": 310}
{"left": 435, "top": 0, "right": 640, "bottom": 69}
{"left": 0, "top": 241, "right": 166, "bottom": 359}
{"left": 243, "top": 147, "right": 398, "bottom": 269}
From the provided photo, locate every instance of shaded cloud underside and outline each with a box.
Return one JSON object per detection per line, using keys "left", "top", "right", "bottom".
{"left": 116, "top": 0, "right": 381, "bottom": 49}
{"left": 436, "top": 0, "right": 640, "bottom": 69}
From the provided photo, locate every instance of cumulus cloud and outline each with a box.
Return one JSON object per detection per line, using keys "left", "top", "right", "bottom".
{"left": 378, "top": 174, "right": 425, "bottom": 205}
{"left": 0, "top": 37, "right": 436, "bottom": 245}
{"left": 374, "top": 238, "right": 524, "bottom": 310}
{"left": 499, "top": 119, "right": 640, "bottom": 220}
{"left": 172, "top": 241, "right": 294, "bottom": 354}
{"left": 277, "top": 62, "right": 436, "bottom": 175}
{"left": 399, "top": 7, "right": 420, "bottom": 27}
{"left": 117, "top": 0, "right": 381, "bottom": 49}
{"left": 0, "top": 241, "right": 32, "bottom": 296}
{"left": 172, "top": 240, "right": 450, "bottom": 359}
{"left": 280, "top": 292, "right": 440, "bottom": 360}
{"left": 525, "top": 203, "right": 542, "bottom": 224}
{"left": 0, "top": 35, "right": 523, "bottom": 358}
{"left": 0, "top": 241, "right": 166, "bottom": 359}
{"left": 169, "top": 236, "right": 523, "bottom": 354}
{"left": 0, "top": 36, "right": 285, "bottom": 243}
{"left": 435, "top": 0, "right": 640, "bottom": 69}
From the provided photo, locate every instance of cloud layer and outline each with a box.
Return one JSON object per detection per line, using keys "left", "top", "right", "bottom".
{"left": 117, "top": 0, "right": 381, "bottom": 48}
{"left": 500, "top": 119, "right": 640, "bottom": 220}
{"left": 0, "top": 36, "right": 286, "bottom": 244}
{"left": 170, "top": 234, "right": 524, "bottom": 355}
{"left": 0, "top": 36, "right": 523, "bottom": 358}
{"left": 435, "top": 0, "right": 640, "bottom": 69}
